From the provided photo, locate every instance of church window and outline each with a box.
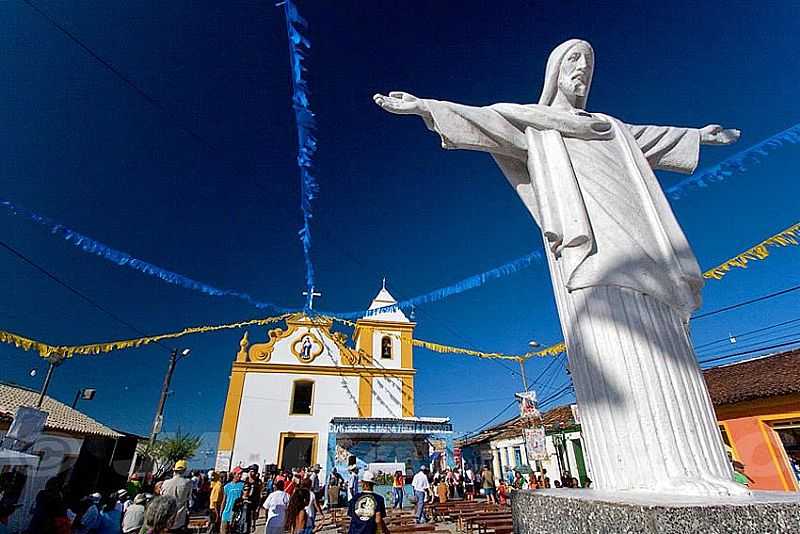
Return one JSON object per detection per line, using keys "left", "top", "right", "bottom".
{"left": 381, "top": 336, "right": 393, "bottom": 359}
{"left": 290, "top": 380, "right": 314, "bottom": 415}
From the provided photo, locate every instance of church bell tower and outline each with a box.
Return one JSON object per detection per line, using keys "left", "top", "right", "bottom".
{"left": 352, "top": 281, "right": 416, "bottom": 417}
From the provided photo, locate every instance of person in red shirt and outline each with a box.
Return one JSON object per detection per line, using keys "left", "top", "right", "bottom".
{"left": 284, "top": 473, "right": 296, "bottom": 496}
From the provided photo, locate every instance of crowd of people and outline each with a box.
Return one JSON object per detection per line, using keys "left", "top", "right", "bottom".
{"left": 6, "top": 456, "right": 588, "bottom": 534}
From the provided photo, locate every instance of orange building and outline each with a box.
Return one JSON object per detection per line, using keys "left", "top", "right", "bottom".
{"left": 705, "top": 349, "right": 800, "bottom": 491}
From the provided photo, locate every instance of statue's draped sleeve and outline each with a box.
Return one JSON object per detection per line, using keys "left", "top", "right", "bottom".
{"left": 421, "top": 100, "right": 529, "bottom": 160}
{"left": 626, "top": 124, "right": 700, "bottom": 174}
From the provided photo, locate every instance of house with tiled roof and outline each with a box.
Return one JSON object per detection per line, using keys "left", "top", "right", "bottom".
{"left": 0, "top": 382, "right": 140, "bottom": 528}
{"left": 704, "top": 349, "right": 800, "bottom": 492}
{"left": 456, "top": 403, "right": 589, "bottom": 488}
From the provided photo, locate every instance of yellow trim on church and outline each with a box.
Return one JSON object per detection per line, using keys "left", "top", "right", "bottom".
{"left": 401, "top": 376, "right": 415, "bottom": 416}
{"left": 217, "top": 368, "right": 246, "bottom": 453}
{"left": 358, "top": 375, "right": 373, "bottom": 417}
{"left": 231, "top": 361, "right": 415, "bottom": 377}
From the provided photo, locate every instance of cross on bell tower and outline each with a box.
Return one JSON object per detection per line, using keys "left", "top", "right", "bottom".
{"left": 302, "top": 287, "right": 321, "bottom": 310}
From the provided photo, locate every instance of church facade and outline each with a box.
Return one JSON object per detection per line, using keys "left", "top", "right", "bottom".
{"left": 215, "top": 286, "right": 451, "bottom": 477}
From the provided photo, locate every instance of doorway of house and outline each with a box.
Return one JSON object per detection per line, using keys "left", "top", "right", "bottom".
{"left": 280, "top": 434, "right": 315, "bottom": 471}
{"left": 773, "top": 420, "right": 800, "bottom": 487}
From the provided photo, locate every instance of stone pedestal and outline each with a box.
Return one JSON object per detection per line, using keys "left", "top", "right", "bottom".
{"left": 512, "top": 489, "right": 800, "bottom": 534}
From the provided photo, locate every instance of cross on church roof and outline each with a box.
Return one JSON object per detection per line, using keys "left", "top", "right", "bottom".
{"left": 302, "top": 287, "right": 321, "bottom": 310}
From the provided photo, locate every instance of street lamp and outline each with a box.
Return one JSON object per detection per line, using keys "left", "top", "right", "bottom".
{"left": 36, "top": 352, "right": 66, "bottom": 408}
{"left": 71, "top": 388, "right": 97, "bottom": 409}
{"left": 519, "top": 340, "right": 540, "bottom": 392}
{"left": 148, "top": 348, "right": 191, "bottom": 448}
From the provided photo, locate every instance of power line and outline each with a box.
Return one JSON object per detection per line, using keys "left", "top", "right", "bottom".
{"left": 460, "top": 399, "right": 518, "bottom": 437}
{"left": 22, "top": 0, "right": 215, "bottom": 151}
{"left": 699, "top": 338, "right": 800, "bottom": 367}
{"left": 696, "top": 330, "right": 800, "bottom": 358}
{"left": 0, "top": 239, "right": 171, "bottom": 352}
{"left": 693, "top": 284, "right": 800, "bottom": 320}
{"left": 694, "top": 316, "right": 800, "bottom": 350}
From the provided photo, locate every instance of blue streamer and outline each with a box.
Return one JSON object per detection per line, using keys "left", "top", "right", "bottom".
{"left": 325, "top": 250, "right": 545, "bottom": 319}
{"left": 284, "top": 0, "right": 319, "bottom": 310}
{"left": 4, "top": 123, "right": 798, "bottom": 320}
{"left": 665, "top": 122, "right": 800, "bottom": 199}
{"left": 0, "top": 199, "right": 301, "bottom": 314}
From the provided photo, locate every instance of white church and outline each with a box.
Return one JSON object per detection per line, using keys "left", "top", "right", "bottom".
{"left": 215, "top": 285, "right": 452, "bottom": 478}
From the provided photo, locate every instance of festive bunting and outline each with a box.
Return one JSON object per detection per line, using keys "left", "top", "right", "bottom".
{"left": 665, "top": 122, "right": 800, "bottom": 199}
{"left": 0, "top": 200, "right": 301, "bottom": 314}
{"left": 283, "top": 0, "right": 319, "bottom": 309}
{"left": 330, "top": 316, "right": 565, "bottom": 360}
{"left": 2, "top": 125, "right": 799, "bottom": 317}
{"left": 0, "top": 314, "right": 291, "bottom": 358}
{"left": 330, "top": 250, "right": 544, "bottom": 319}
{"left": 702, "top": 222, "right": 800, "bottom": 280}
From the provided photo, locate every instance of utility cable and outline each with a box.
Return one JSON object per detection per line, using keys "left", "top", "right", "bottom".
{"left": 22, "top": 0, "right": 215, "bottom": 151}
{"left": 0, "top": 239, "right": 172, "bottom": 352}
{"left": 693, "top": 284, "right": 800, "bottom": 320}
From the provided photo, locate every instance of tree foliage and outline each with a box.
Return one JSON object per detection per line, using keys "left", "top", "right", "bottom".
{"left": 138, "top": 431, "right": 202, "bottom": 478}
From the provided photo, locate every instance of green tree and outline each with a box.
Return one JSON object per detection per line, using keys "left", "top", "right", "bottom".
{"left": 138, "top": 431, "right": 202, "bottom": 478}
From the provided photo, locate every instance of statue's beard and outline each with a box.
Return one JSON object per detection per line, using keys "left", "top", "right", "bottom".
{"left": 559, "top": 77, "right": 587, "bottom": 99}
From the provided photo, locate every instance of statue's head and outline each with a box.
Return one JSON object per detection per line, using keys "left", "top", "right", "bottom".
{"left": 539, "top": 39, "right": 594, "bottom": 110}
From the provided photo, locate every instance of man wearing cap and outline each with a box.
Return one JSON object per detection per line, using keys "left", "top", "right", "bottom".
{"left": 160, "top": 459, "right": 192, "bottom": 532}
{"left": 347, "top": 470, "right": 389, "bottom": 534}
{"left": 411, "top": 466, "right": 430, "bottom": 524}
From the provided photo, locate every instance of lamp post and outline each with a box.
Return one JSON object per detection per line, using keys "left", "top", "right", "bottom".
{"left": 36, "top": 352, "right": 66, "bottom": 409}
{"left": 148, "top": 348, "right": 191, "bottom": 448}
{"left": 71, "top": 388, "right": 97, "bottom": 409}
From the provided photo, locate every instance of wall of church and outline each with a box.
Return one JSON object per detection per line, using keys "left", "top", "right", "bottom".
{"left": 231, "top": 372, "right": 361, "bottom": 470}
{"left": 371, "top": 376, "right": 403, "bottom": 418}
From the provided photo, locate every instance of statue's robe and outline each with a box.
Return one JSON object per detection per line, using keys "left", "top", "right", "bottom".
{"left": 422, "top": 100, "right": 739, "bottom": 494}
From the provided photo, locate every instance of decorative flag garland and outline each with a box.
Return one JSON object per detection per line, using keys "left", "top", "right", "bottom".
{"left": 283, "top": 0, "right": 319, "bottom": 310}
{"left": 665, "top": 122, "right": 800, "bottom": 199}
{"left": 0, "top": 314, "right": 291, "bottom": 359}
{"left": 702, "top": 222, "right": 800, "bottom": 280}
{"left": 0, "top": 200, "right": 301, "bottom": 314}
{"left": 2, "top": 220, "right": 798, "bottom": 361}
{"left": 3, "top": 122, "right": 799, "bottom": 318}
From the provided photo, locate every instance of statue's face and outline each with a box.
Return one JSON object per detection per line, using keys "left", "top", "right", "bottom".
{"left": 557, "top": 43, "right": 592, "bottom": 101}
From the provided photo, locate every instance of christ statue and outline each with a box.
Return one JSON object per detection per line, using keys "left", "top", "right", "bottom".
{"left": 374, "top": 39, "right": 745, "bottom": 496}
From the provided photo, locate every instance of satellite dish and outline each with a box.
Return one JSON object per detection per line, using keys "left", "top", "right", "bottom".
{"left": 29, "top": 369, "right": 37, "bottom": 377}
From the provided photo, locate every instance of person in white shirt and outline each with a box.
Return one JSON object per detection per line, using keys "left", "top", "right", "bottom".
{"left": 263, "top": 479, "right": 290, "bottom": 534}
{"left": 411, "top": 466, "right": 430, "bottom": 524}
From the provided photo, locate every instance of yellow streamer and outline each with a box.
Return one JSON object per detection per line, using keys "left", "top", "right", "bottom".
{"left": 1, "top": 314, "right": 292, "bottom": 359}
{"left": 1, "top": 221, "right": 798, "bottom": 361}
{"left": 702, "top": 222, "right": 800, "bottom": 280}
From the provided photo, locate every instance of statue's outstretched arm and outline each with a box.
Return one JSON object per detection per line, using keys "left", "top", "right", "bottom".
{"left": 627, "top": 122, "right": 740, "bottom": 174}
{"left": 374, "top": 91, "right": 527, "bottom": 159}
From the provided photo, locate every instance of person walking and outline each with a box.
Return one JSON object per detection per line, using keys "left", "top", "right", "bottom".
{"left": 263, "top": 479, "right": 289, "bottom": 534}
{"left": 208, "top": 471, "right": 224, "bottom": 533}
{"left": 220, "top": 468, "right": 245, "bottom": 534}
{"left": 480, "top": 465, "right": 497, "bottom": 505}
{"left": 347, "top": 471, "right": 389, "bottom": 534}
{"left": 411, "top": 466, "right": 430, "bottom": 524}
{"left": 244, "top": 466, "right": 262, "bottom": 533}
{"left": 391, "top": 470, "right": 404, "bottom": 509}
{"left": 159, "top": 460, "right": 192, "bottom": 532}
{"left": 284, "top": 489, "right": 310, "bottom": 534}
{"left": 301, "top": 479, "right": 323, "bottom": 534}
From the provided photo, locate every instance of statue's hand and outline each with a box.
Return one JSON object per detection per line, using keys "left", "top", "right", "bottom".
{"left": 373, "top": 91, "right": 429, "bottom": 117}
{"left": 699, "top": 124, "right": 741, "bottom": 145}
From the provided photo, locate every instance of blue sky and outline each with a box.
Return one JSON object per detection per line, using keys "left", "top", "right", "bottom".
{"left": 2, "top": 1, "right": 799, "bottom": 463}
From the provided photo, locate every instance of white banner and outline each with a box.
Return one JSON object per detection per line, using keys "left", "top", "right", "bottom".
{"left": 524, "top": 427, "right": 548, "bottom": 461}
